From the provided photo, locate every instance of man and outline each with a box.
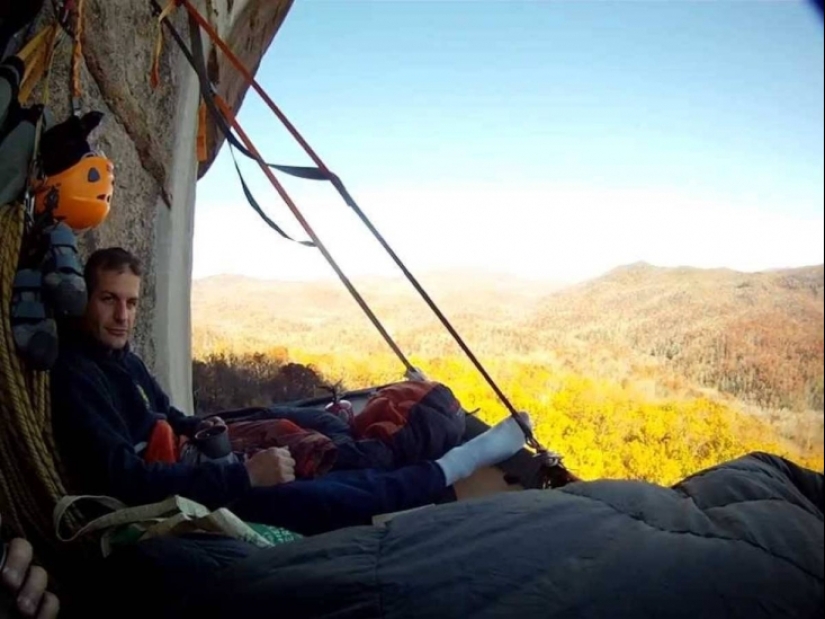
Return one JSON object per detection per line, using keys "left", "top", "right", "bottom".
{"left": 1, "top": 516, "right": 59, "bottom": 619}
{"left": 51, "top": 248, "right": 530, "bottom": 536}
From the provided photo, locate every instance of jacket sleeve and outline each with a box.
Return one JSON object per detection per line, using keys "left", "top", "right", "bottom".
{"left": 134, "top": 356, "right": 201, "bottom": 439}
{"left": 166, "top": 405, "right": 201, "bottom": 439}
{"left": 51, "top": 362, "right": 250, "bottom": 510}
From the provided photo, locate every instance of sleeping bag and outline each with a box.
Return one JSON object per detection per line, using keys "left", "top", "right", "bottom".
{"left": 174, "top": 451, "right": 822, "bottom": 619}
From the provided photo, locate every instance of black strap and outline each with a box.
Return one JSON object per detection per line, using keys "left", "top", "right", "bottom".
{"left": 158, "top": 3, "right": 416, "bottom": 375}
{"left": 153, "top": 4, "right": 314, "bottom": 248}
{"left": 157, "top": 0, "right": 355, "bottom": 238}
{"left": 189, "top": 25, "right": 312, "bottom": 248}
{"left": 227, "top": 143, "right": 314, "bottom": 247}
{"left": 177, "top": 5, "right": 360, "bottom": 227}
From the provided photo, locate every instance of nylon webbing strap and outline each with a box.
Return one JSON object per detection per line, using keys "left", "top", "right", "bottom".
{"left": 151, "top": 2, "right": 416, "bottom": 374}
{"left": 180, "top": 8, "right": 313, "bottom": 247}
{"left": 228, "top": 144, "right": 314, "bottom": 247}
{"left": 187, "top": 19, "right": 313, "bottom": 246}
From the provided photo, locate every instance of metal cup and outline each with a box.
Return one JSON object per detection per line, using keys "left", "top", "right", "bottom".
{"left": 194, "top": 424, "right": 232, "bottom": 460}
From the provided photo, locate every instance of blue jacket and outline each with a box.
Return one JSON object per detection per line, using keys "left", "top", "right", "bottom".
{"left": 51, "top": 330, "right": 250, "bottom": 509}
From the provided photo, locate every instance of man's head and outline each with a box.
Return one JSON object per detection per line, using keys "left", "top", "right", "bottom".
{"left": 82, "top": 247, "right": 142, "bottom": 350}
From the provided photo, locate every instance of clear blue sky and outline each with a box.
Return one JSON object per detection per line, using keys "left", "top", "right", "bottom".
{"left": 194, "top": 0, "right": 824, "bottom": 283}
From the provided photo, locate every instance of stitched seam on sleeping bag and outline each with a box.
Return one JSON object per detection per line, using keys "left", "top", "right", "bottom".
{"left": 678, "top": 463, "right": 783, "bottom": 487}
{"left": 674, "top": 464, "right": 825, "bottom": 522}
{"left": 674, "top": 483, "right": 824, "bottom": 523}
{"left": 564, "top": 490, "right": 824, "bottom": 583}
{"left": 705, "top": 497, "right": 824, "bottom": 523}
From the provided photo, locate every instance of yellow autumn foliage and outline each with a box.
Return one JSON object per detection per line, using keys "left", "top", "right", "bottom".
{"left": 287, "top": 350, "right": 824, "bottom": 486}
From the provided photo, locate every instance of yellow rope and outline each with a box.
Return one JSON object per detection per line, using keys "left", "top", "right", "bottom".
{"left": 0, "top": 204, "right": 79, "bottom": 554}
{"left": 17, "top": 23, "right": 52, "bottom": 66}
{"left": 150, "top": 0, "right": 180, "bottom": 89}
{"left": 71, "top": 0, "right": 86, "bottom": 106}
{"left": 17, "top": 22, "right": 64, "bottom": 106}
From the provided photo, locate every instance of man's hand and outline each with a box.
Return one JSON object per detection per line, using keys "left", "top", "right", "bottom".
{"left": 244, "top": 447, "right": 296, "bottom": 488}
{"left": 196, "top": 416, "right": 227, "bottom": 434}
{"left": 0, "top": 531, "right": 60, "bottom": 619}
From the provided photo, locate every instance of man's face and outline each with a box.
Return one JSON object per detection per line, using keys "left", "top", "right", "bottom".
{"left": 83, "top": 268, "right": 141, "bottom": 350}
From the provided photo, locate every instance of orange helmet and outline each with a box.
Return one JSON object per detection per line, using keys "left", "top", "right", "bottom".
{"left": 33, "top": 153, "right": 114, "bottom": 231}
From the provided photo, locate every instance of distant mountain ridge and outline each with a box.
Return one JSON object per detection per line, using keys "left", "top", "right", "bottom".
{"left": 523, "top": 263, "right": 824, "bottom": 411}
{"left": 193, "top": 263, "right": 824, "bottom": 417}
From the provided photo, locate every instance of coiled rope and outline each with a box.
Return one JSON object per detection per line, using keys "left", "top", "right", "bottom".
{"left": 0, "top": 203, "right": 78, "bottom": 555}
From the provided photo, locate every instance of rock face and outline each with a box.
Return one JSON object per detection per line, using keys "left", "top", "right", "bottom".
{"left": 22, "top": 0, "right": 293, "bottom": 411}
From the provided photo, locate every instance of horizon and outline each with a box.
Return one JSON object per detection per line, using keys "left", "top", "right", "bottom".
{"left": 194, "top": 0, "right": 824, "bottom": 284}
{"left": 191, "top": 259, "right": 825, "bottom": 285}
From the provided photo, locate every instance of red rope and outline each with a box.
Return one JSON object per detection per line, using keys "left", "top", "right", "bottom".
{"left": 179, "top": 0, "right": 332, "bottom": 175}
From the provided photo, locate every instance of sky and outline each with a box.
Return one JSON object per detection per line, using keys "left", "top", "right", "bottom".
{"left": 194, "top": 0, "right": 824, "bottom": 284}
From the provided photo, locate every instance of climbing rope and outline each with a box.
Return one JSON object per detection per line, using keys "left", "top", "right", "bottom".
{"left": 1, "top": 6, "right": 85, "bottom": 552}
{"left": 150, "top": 0, "right": 178, "bottom": 89}
{"left": 69, "top": 0, "right": 85, "bottom": 114}
{"left": 16, "top": 21, "right": 63, "bottom": 106}
{"left": 0, "top": 204, "right": 79, "bottom": 554}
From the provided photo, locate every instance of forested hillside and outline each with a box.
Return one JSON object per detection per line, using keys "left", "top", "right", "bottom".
{"left": 191, "top": 264, "right": 825, "bottom": 484}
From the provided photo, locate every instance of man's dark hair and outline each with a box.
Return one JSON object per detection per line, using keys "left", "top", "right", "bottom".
{"left": 84, "top": 247, "right": 142, "bottom": 293}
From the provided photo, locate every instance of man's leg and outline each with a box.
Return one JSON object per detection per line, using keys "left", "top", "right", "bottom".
{"left": 231, "top": 462, "right": 449, "bottom": 536}
{"left": 230, "top": 414, "right": 531, "bottom": 536}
